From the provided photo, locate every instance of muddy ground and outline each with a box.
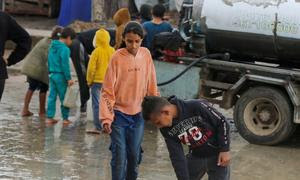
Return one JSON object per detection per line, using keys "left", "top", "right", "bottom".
{"left": 1, "top": 75, "right": 300, "bottom": 180}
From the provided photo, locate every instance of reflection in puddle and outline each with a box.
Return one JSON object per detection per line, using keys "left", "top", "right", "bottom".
{"left": 1, "top": 75, "right": 300, "bottom": 179}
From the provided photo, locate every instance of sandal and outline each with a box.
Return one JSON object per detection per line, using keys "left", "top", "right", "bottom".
{"left": 46, "top": 119, "right": 58, "bottom": 125}
{"left": 86, "top": 129, "right": 101, "bottom": 134}
{"left": 63, "top": 120, "right": 72, "bottom": 126}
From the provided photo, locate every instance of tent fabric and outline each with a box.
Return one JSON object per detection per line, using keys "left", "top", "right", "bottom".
{"left": 134, "top": 0, "right": 158, "bottom": 11}
{"left": 58, "top": 0, "right": 92, "bottom": 27}
{"left": 169, "top": 0, "right": 183, "bottom": 11}
{"left": 134, "top": 0, "right": 182, "bottom": 11}
{"left": 174, "top": 0, "right": 184, "bottom": 11}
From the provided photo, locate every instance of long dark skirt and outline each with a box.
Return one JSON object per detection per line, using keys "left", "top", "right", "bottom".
{"left": 70, "top": 39, "right": 90, "bottom": 109}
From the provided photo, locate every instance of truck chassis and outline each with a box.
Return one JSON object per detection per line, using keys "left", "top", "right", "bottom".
{"left": 181, "top": 57, "right": 300, "bottom": 145}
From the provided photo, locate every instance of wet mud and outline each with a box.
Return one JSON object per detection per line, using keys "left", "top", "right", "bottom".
{"left": 0, "top": 75, "right": 300, "bottom": 180}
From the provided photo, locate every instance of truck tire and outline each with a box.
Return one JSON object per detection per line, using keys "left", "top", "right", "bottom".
{"left": 234, "top": 86, "right": 296, "bottom": 145}
{"left": 48, "top": 0, "right": 60, "bottom": 18}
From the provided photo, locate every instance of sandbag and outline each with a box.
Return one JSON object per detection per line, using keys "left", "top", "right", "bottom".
{"left": 58, "top": 0, "right": 92, "bottom": 26}
{"left": 21, "top": 37, "right": 51, "bottom": 85}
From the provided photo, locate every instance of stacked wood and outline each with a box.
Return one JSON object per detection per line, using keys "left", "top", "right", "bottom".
{"left": 4, "top": 0, "right": 60, "bottom": 17}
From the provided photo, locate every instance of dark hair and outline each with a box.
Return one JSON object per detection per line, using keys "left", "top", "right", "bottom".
{"left": 122, "top": 21, "right": 144, "bottom": 39}
{"left": 142, "top": 96, "right": 170, "bottom": 121}
{"left": 140, "top": 4, "right": 152, "bottom": 21}
{"left": 152, "top": 4, "right": 166, "bottom": 18}
{"left": 51, "top": 26, "right": 63, "bottom": 40}
{"left": 60, "top": 27, "right": 76, "bottom": 40}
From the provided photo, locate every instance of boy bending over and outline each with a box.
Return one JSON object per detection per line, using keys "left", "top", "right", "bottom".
{"left": 142, "top": 96, "right": 230, "bottom": 180}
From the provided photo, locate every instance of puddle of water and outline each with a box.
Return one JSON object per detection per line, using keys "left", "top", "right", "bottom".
{"left": 1, "top": 75, "right": 300, "bottom": 180}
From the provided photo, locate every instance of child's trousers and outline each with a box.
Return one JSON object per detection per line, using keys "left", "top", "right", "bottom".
{"left": 47, "top": 73, "right": 69, "bottom": 120}
{"left": 91, "top": 83, "right": 102, "bottom": 130}
{"left": 187, "top": 153, "right": 230, "bottom": 180}
{"left": 109, "top": 110, "right": 144, "bottom": 180}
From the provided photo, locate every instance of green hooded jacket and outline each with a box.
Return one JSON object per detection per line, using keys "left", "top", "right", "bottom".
{"left": 48, "top": 40, "right": 71, "bottom": 81}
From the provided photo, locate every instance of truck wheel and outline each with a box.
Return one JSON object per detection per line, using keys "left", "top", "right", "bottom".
{"left": 48, "top": 0, "right": 60, "bottom": 18}
{"left": 234, "top": 86, "right": 295, "bottom": 145}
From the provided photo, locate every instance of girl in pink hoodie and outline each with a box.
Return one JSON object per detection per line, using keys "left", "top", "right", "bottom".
{"left": 100, "top": 21, "right": 159, "bottom": 180}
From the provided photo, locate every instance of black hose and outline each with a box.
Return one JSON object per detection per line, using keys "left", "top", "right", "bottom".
{"left": 157, "top": 53, "right": 224, "bottom": 86}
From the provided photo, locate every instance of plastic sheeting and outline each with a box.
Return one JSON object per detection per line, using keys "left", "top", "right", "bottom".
{"left": 134, "top": 0, "right": 184, "bottom": 11}
{"left": 170, "top": 0, "right": 184, "bottom": 11}
{"left": 134, "top": 0, "right": 158, "bottom": 11}
{"left": 134, "top": 0, "right": 187, "bottom": 11}
{"left": 58, "top": 0, "right": 92, "bottom": 27}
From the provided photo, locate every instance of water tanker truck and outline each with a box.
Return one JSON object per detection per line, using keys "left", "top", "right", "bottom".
{"left": 177, "top": 0, "right": 300, "bottom": 145}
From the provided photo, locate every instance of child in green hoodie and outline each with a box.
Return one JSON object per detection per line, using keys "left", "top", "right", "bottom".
{"left": 46, "top": 27, "right": 76, "bottom": 125}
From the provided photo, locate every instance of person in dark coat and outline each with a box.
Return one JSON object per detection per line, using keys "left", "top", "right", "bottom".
{"left": 70, "top": 28, "right": 115, "bottom": 112}
{"left": 70, "top": 37, "right": 90, "bottom": 112}
{"left": 0, "top": 11, "right": 32, "bottom": 101}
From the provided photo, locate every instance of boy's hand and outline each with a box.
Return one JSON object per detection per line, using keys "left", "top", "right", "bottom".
{"left": 68, "top": 80, "right": 74, "bottom": 86}
{"left": 3, "top": 58, "right": 8, "bottom": 65}
{"left": 217, "top": 151, "right": 230, "bottom": 167}
{"left": 103, "top": 123, "right": 112, "bottom": 134}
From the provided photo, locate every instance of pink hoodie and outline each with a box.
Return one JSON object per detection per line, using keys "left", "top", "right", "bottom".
{"left": 100, "top": 47, "right": 159, "bottom": 126}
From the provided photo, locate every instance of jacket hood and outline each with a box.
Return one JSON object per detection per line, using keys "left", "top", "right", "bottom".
{"left": 50, "top": 40, "right": 66, "bottom": 52}
{"left": 168, "top": 95, "right": 187, "bottom": 124}
{"left": 168, "top": 95, "right": 182, "bottom": 107}
{"left": 94, "top": 28, "right": 111, "bottom": 48}
{"left": 113, "top": 8, "right": 131, "bottom": 26}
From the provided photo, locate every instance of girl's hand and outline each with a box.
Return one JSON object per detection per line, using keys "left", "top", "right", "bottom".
{"left": 68, "top": 80, "right": 74, "bottom": 86}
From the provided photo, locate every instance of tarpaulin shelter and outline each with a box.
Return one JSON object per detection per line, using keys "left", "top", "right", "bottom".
{"left": 58, "top": 0, "right": 92, "bottom": 26}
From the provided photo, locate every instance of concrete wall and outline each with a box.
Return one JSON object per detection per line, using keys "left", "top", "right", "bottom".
{"left": 154, "top": 61, "right": 201, "bottom": 100}
{"left": 92, "top": 0, "right": 105, "bottom": 21}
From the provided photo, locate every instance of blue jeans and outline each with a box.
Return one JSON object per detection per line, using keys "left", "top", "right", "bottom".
{"left": 110, "top": 111, "right": 144, "bottom": 180}
{"left": 47, "top": 73, "right": 69, "bottom": 120}
{"left": 91, "top": 83, "right": 102, "bottom": 130}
